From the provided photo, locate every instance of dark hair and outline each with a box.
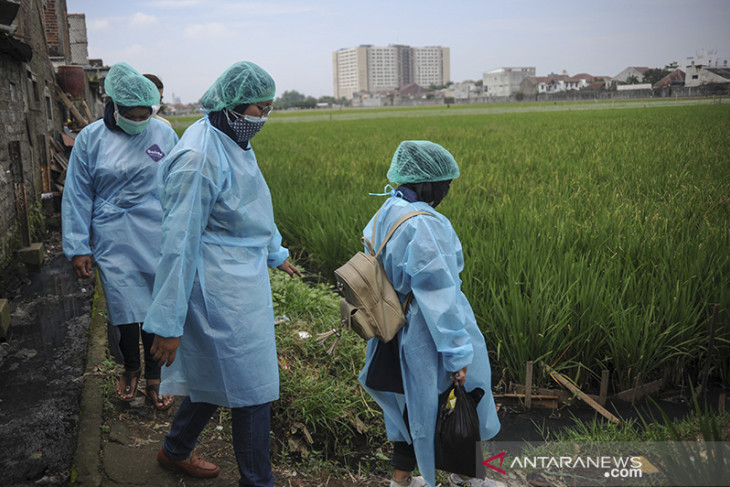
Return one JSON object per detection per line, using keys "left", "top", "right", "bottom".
{"left": 402, "top": 180, "right": 452, "bottom": 208}
{"left": 143, "top": 74, "right": 164, "bottom": 90}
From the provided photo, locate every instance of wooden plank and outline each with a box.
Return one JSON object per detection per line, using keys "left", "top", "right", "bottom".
{"left": 541, "top": 362, "right": 622, "bottom": 425}
{"left": 8, "top": 141, "right": 32, "bottom": 247}
{"left": 610, "top": 378, "right": 664, "bottom": 403}
{"left": 53, "top": 152, "right": 68, "bottom": 170}
{"left": 54, "top": 83, "right": 88, "bottom": 128}
{"left": 51, "top": 137, "right": 65, "bottom": 152}
{"left": 599, "top": 370, "right": 610, "bottom": 406}
{"left": 81, "top": 99, "right": 94, "bottom": 122}
{"left": 525, "top": 361, "right": 533, "bottom": 409}
{"left": 494, "top": 394, "right": 559, "bottom": 409}
{"left": 512, "top": 384, "right": 571, "bottom": 403}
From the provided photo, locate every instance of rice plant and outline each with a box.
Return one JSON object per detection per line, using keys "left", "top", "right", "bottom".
{"left": 171, "top": 101, "right": 730, "bottom": 394}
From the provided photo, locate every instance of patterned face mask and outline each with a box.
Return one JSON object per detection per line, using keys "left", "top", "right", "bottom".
{"left": 226, "top": 110, "right": 267, "bottom": 145}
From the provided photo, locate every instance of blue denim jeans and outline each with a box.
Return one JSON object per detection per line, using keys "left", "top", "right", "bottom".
{"left": 162, "top": 396, "right": 274, "bottom": 487}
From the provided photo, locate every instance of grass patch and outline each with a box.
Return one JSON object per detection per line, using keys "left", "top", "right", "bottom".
{"left": 269, "top": 265, "right": 391, "bottom": 476}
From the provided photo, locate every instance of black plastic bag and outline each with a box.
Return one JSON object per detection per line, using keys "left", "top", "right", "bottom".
{"left": 434, "top": 384, "right": 485, "bottom": 478}
{"left": 365, "top": 335, "right": 405, "bottom": 393}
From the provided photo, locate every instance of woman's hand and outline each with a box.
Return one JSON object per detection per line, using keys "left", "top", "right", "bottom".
{"left": 151, "top": 335, "right": 182, "bottom": 367}
{"left": 451, "top": 367, "right": 467, "bottom": 386}
{"left": 71, "top": 255, "right": 93, "bottom": 278}
{"left": 277, "top": 260, "right": 301, "bottom": 278}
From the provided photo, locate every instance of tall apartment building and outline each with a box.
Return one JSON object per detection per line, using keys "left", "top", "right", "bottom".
{"left": 333, "top": 44, "right": 450, "bottom": 99}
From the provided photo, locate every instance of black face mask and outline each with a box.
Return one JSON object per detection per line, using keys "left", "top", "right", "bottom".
{"left": 402, "top": 180, "right": 452, "bottom": 208}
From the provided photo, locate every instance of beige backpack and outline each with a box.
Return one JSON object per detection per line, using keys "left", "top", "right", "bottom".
{"left": 333, "top": 210, "right": 432, "bottom": 346}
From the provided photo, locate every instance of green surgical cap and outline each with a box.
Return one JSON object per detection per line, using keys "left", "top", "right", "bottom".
{"left": 200, "top": 61, "right": 276, "bottom": 111}
{"left": 387, "top": 141, "right": 460, "bottom": 184}
{"left": 104, "top": 62, "right": 160, "bottom": 107}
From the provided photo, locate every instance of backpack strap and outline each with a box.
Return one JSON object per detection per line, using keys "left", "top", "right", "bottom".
{"left": 377, "top": 210, "right": 432, "bottom": 314}
{"left": 364, "top": 209, "right": 433, "bottom": 314}
{"left": 374, "top": 210, "right": 433, "bottom": 258}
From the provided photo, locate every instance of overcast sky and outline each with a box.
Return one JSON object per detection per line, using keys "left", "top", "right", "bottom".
{"left": 66, "top": 0, "right": 730, "bottom": 104}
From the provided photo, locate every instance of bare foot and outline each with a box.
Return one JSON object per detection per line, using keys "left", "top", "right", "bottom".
{"left": 146, "top": 380, "right": 174, "bottom": 410}
{"left": 117, "top": 369, "right": 140, "bottom": 401}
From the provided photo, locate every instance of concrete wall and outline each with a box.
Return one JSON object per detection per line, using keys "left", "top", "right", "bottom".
{"left": 483, "top": 67, "right": 535, "bottom": 97}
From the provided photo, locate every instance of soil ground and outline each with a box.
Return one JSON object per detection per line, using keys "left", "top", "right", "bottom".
{"left": 0, "top": 232, "right": 93, "bottom": 486}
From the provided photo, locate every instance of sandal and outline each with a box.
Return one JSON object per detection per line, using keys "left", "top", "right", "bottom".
{"left": 146, "top": 382, "right": 174, "bottom": 411}
{"left": 118, "top": 368, "right": 140, "bottom": 402}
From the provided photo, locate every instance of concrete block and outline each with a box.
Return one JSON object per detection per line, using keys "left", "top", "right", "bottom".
{"left": 0, "top": 298, "right": 9, "bottom": 340}
{"left": 18, "top": 242, "right": 44, "bottom": 267}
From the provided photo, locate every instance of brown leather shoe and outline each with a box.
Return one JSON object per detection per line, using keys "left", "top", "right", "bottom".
{"left": 157, "top": 447, "right": 221, "bottom": 478}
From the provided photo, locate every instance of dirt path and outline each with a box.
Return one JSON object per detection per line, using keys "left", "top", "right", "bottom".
{"left": 0, "top": 238, "right": 94, "bottom": 486}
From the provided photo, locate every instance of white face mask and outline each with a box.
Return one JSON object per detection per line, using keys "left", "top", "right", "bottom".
{"left": 151, "top": 104, "right": 161, "bottom": 116}
{"left": 114, "top": 104, "right": 151, "bottom": 135}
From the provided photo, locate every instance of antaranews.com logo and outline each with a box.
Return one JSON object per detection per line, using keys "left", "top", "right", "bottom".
{"left": 483, "top": 450, "right": 643, "bottom": 479}
{"left": 479, "top": 441, "right": 730, "bottom": 486}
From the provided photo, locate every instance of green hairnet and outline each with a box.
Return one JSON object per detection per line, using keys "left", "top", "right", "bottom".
{"left": 104, "top": 62, "right": 160, "bottom": 107}
{"left": 387, "top": 141, "right": 460, "bottom": 184}
{"left": 200, "top": 61, "right": 276, "bottom": 111}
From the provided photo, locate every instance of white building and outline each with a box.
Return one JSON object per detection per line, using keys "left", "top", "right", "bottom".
{"left": 520, "top": 74, "right": 594, "bottom": 95}
{"left": 333, "top": 44, "right": 450, "bottom": 100}
{"left": 685, "top": 65, "right": 730, "bottom": 87}
{"left": 483, "top": 67, "right": 535, "bottom": 97}
{"left": 446, "top": 80, "right": 479, "bottom": 100}
{"left": 684, "top": 49, "right": 729, "bottom": 70}
{"left": 613, "top": 67, "right": 649, "bottom": 83}
{"left": 412, "top": 46, "right": 450, "bottom": 89}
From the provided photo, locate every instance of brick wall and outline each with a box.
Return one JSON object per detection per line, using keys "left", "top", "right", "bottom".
{"left": 0, "top": 0, "right": 66, "bottom": 265}
{"left": 43, "top": 0, "right": 71, "bottom": 62}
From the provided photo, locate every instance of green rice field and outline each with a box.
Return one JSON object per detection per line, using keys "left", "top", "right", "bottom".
{"left": 172, "top": 100, "right": 730, "bottom": 394}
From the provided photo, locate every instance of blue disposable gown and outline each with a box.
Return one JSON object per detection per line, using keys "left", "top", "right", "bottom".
{"left": 358, "top": 194, "right": 501, "bottom": 487}
{"left": 142, "top": 117, "right": 289, "bottom": 408}
{"left": 62, "top": 119, "right": 179, "bottom": 325}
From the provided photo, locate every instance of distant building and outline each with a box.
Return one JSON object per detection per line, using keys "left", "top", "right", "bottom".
{"left": 445, "top": 80, "right": 479, "bottom": 100}
{"left": 685, "top": 65, "right": 730, "bottom": 87}
{"left": 332, "top": 44, "right": 450, "bottom": 100}
{"left": 684, "top": 49, "right": 729, "bottom": 70}
{"left": 67, "top": 14, "right": 88, "bottom": 65}
{"left": 652, "top": 69, "right": 685, "bottom": 89}
{"left": 520, "top": 73, "right": 594, "bottom": 95}
{"left": 613, "top": 67, "right": 649, "bottom": 83}
{"left": 482, "top": 67, "right": 535, "bottom": 97}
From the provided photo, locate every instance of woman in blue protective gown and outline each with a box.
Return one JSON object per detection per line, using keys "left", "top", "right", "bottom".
{"left": 62, "top": 62, "right": 178, "bottom": 410}
{"left": 142, "top": 61, "right": 300, "bottom": 485}
{"left": 359, "top": 141, "right": 501, "bottom": 487}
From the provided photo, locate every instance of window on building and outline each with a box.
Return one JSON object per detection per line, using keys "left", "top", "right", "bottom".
{"left": 26, "top": 71, "right": 40, "bottom": 108}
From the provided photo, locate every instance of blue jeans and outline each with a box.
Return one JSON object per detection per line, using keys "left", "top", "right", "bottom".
{"left": 162, "top": 396, "right": 274, "bottom": 487}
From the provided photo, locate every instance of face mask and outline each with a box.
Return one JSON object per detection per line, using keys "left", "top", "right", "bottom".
{"left": 226, "top": 110, "right": 267, "bottom": 144}
{"left": 114, "top": 104, "right": 151, "bottom": 135}
{"left": 151, "top": 104, "right": 161, "bottom": 116}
